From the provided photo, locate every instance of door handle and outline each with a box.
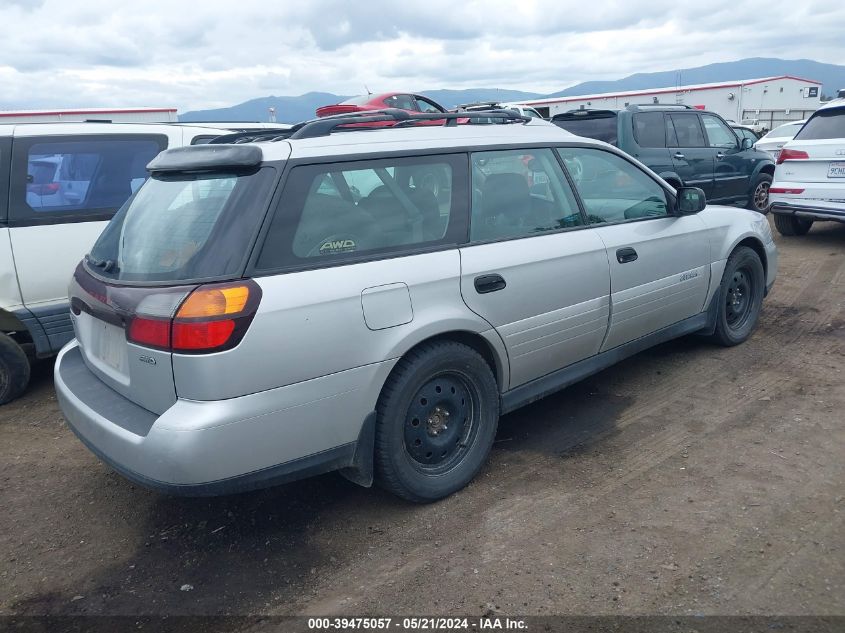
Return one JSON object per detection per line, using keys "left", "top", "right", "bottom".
{"left": 673, "top": 152, "right": 685, "bottom": 159}
{"left": 616, "top": 247, "right": 638, "bottom": 264}
{"left": 474, "top": 274, "right": 507, "bottom": 294}
{"left": 716, "top": 152, "right": 726, "bottom": 160}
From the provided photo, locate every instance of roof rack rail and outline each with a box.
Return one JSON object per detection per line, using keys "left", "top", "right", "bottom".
{"left": 625, "top": 103, "right": 693, "bottom": 110}
{"left": 208, "top": 128, "right": 295, "bottom": 144}
{"left": 286, "top": 108, "right": 530, "bottom": 140}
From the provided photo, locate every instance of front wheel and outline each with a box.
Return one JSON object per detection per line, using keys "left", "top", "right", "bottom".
{"left": 374, "top": 341, "right": 499, "bottom": 502}
{"left": 747, "top": 173, "right": 772, "bottom": 213}
{"left": 773, "top": 213, "right": 813, "bottom": 236}
{"left": 710, "top": 246, "right": 765, "bottom": 347}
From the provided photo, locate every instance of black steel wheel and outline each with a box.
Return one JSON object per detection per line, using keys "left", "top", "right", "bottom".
{"left": 710, "top": 246, "right": 765, "bottom": 347}
{"left": 375, "top": 341, "right": 499, "bottom": 502}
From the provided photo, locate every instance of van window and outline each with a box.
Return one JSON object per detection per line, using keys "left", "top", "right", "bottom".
{"left": 10, "top": 135, "right": 167, "bottom": 224}
{"left": 470, "top": 148, "right": 583, "bottom": 242}
{"left": 255, "top": 154, "right": 468, "bottom": 270}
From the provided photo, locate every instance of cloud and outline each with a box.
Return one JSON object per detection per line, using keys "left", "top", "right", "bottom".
{"left": 0, "top": 0, "right": 842, "bottom": 111}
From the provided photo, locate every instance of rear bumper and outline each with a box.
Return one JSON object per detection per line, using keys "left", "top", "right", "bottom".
{"left": 769, "top": 201, "right": 845, "bottom": 223}
{"left": 54, "top": 341, "right": 388, "bottom": 495}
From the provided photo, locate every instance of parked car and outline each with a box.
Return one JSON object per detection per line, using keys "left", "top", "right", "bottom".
{"left": 456, "top": 101, "right": 545, "bottom": 119}
{"left": 316, "top": 93, "right": 448, "bottom": 118}
{"left": 755, "top": 120, "right": 806, "bottom": 161}
{"left": 731, "top": 124, "right": 759, "bottom": 145}
{"left": 551, "top": 104, "right": 776, "bottom": 213}
{"left": 54, "top": 110, "right": 776, "bottom": 502}
{"left": 0, "top": 122, "right": 231, "bottom": 404}
{"left": 768, "top": 99, "right": 845, "bottom": 236}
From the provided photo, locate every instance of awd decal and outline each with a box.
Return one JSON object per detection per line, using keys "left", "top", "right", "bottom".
{"left": 319, "top": 239, "right": 356, "bottom": 253}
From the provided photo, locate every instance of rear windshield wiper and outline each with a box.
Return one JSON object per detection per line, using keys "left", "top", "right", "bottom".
{"left": 85, "top": 254, "right": 119, "bottom": 274}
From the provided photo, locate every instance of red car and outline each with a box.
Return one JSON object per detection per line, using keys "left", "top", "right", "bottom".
{"left": 316, "top": 93, "right": 448, "bottom": 118}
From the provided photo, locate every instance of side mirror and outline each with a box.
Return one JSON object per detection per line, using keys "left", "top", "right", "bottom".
{"left": 741, "top": 137, "right": 754, "bottom": 150}
{"left": 676, "top": 187, "right": 706, "bottom": 214}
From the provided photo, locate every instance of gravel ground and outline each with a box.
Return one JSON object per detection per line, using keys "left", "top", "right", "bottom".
{"left": 1, "top": 217, "right": 843, "bottom": 619}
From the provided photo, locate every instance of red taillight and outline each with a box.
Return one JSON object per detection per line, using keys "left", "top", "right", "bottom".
{"left": 172, "top": 320, "right": 236, "bottom": 350}
{"left": 128, "top": 317, "right": 171, "bottom": 349}
{"left": 125, "top": 280, "right": 261, "bottom": 354}
{"left": 769, "top": 187, "right": 805, "bottom": 194}
{"left": 776, "top": 148, "right": 809, "bottom": 165}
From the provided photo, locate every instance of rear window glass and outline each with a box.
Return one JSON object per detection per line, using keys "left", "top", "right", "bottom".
{"left": 256, "top": 155, "right": 467, "bottom": 270}
{"left": 87, "top": 167, "right": 276, "bottom": 282}
{"left": 12, "top": 136, "right": 166, "bottom": 222}
{"left": 552, "top": 114, "right": 618, "bottom": 144}
{"left": 633, "top": 112, "right": 666, "bottom": 147}
{"left": 794, "top": 108, "right": 845, "bottom": 140}
{"left": 340, "top": 95, "right": 372, "bottom": 105}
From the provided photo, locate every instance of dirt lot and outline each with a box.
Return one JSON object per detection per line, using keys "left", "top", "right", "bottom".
{"left": 1, "top": 218, "right": 843, "bottom": 619}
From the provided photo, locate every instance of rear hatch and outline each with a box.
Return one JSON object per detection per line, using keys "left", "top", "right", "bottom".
{"left": 550, "top": 110, "right": 619, "bottom": 145}
{"left": 69, "top": 146, "right": 278, "bottom": 414}
{"left": 777, "top": 106, "right": 845, "bottom": 184}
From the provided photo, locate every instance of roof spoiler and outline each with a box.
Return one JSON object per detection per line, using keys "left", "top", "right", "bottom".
{"left": 147, "top": 145, "right": 262, "bottom": 173}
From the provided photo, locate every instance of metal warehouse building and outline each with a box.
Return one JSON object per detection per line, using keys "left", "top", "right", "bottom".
{"left": 524, "top": 76, "right": 822, "bottom": 131}
{"left": 0, "top": 107, "right": 178, "bottom": 124}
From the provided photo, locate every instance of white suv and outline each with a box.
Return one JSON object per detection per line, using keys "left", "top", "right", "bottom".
{"left": 769, "top": 99, "right": 845, "bottom": 235}
{"left": 0, "top": 122, "right": 230, "bottom": 403}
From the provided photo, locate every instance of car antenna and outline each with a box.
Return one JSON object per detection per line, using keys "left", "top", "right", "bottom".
{"left": 364, "top": 84, "right": 372, "bottom": 95}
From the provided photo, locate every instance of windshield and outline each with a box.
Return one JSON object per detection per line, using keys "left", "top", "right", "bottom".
{"left": 794, "top": 108, "right": 845, "bottom": 141}
{"left": 552, "top": 115, "right": 618, "bottom": 144}
{"left": 87, "top": 167, "right": 275, "bottom": 283}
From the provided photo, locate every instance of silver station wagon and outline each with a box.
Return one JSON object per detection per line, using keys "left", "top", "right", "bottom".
{"left": 54, "top": 109, "right": 778, "bottom": 502}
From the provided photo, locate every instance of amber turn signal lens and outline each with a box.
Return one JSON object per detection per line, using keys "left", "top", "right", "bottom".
{"left": 177, "top": 285, "right": 250, "bottom": 318}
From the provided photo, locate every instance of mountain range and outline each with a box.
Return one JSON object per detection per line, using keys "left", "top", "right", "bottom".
{"left": 179, "top": 57, "right": 845, "bottom": 123}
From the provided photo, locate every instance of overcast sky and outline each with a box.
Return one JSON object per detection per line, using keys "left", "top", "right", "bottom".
{"left": 1, "top": 0, "right": 844, "bottom": 112}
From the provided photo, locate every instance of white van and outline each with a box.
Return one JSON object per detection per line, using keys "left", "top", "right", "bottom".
{"left": 0, "top": 122, "right": 229, "bottom": 403}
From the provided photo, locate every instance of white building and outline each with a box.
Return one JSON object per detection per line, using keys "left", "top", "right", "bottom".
{"left": 0, "top": 107, "right": 178, "bottom": 124}
{"left": 524, "top": 76, "right": 822, "bottom": 130}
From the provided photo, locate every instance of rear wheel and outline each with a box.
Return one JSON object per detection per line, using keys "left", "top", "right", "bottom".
{"left": 374, "top": 341, "right": 499, "bottom": 502}
{"left": 747, "top": 173, "right": 772, "bottom": 213}
{"left": 710, "top": 246, "right": 765, "bottom": 347}
{"left": 0, "top": 334, "right": 31, "bottom": 405}
{"left": 773, "top": 213, "right": 813, "bottom": 236}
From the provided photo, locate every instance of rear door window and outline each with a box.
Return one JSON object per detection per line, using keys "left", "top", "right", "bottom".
{"left": 667, "top": 113, "right": 706, "bottom": 147}
{"left": 633, "top": 112, "right": 667, "bottom": 147}
{"left": 794, "top": 108, "right": 845, "bottom": 140}
{"left": 10, "top": 135, "right": 167, "bottom": 225}
{"left": 255, "top": 154, "right": 468, "bottom": 270}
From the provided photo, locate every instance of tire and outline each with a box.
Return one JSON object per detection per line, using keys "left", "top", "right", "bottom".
{"left": 374, "top": 341, "right": 499, "bottom": 502}
{"left": 747, "top": 173, "right": 772, "bottom": 213}
{"left": 773, "top": 213, "right": 813, "bottom": 236}
{"left": 0, "top": 333, "right": 31, "bottom": 405}
{"left": 710, "top": 246, "right": 765, "bottom": 347}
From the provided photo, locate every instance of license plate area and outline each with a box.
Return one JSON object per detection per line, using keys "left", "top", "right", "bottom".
{"left": 77, "top": 312, "right": 129, "bottom": 376}
{"left": 828, "top": 162, "right": 845, "bottom": 178}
